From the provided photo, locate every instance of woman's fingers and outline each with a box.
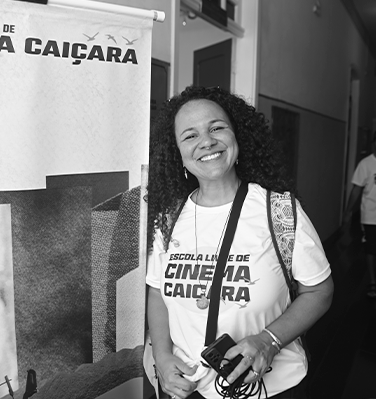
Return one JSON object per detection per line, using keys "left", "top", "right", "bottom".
{"left": 223, "top": 350, "right": 269, "bottom": 385}
{"left": 159, "top": 370, "right": 197, "bottom": 399}
{"left": 224, "top": 354, "right": 253, "bottom": 384}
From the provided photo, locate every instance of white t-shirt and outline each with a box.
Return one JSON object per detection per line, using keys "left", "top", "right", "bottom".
{"left": 146, "top": 183, "right": 331, "bottom": 398}
{"left": 352, "top": 153, "right": 376, "bottom": 224}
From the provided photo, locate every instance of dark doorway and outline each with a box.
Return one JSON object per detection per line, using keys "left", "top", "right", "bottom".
{"left": 193, "top": 39, "right": 232, "bottom": 90}
{"left": 271, "top": 106, "right": 300, "bottom": 181}
{"left": 150, "top": 58, "right": 169, "bottom": 123}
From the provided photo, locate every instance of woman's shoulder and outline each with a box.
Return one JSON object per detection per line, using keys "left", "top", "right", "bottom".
{"left": 246, "top": 182, "right": 267, "bottom": 199}
{"left": 243, "top": 183, "right": 268, "bottom": 211}
{"left": 247, "top": 182, "right": 295, "bottom": 198}
{"left": 245, "top": 183, "right": 299, "bottom": 210}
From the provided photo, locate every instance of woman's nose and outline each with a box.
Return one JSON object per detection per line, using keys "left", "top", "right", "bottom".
{"left": 199, "top": 131, "right": 217, "bottom": 149}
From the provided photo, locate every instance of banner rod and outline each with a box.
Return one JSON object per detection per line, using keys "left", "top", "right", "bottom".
{"left": 48, "top": 0, "right": 165, "bottom": 22}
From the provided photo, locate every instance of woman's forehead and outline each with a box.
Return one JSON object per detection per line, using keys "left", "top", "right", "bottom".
{"left": 175, "top": 99, "right": 228, "bottom": 122}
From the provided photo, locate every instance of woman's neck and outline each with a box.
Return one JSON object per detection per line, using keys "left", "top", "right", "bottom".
{"left": 194, "top": 177, "right": 242, "bottom": 207}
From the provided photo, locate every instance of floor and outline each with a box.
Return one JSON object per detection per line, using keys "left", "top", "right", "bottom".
{"left": 305, "top": 228, "right": 376, "bottom": 399}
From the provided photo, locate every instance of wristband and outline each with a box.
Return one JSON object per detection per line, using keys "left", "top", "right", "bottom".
{"left": 271, "top": 341, "right": 281, "bottom": 353}
{"left": 263, "top": 328, "right": 283, "bottom": 348}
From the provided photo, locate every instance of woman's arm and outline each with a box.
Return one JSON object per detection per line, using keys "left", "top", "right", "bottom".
{"left": 148, "top": 286, "right": 173, "bottom": 360}
{"left": 147, "top": 286, "right": 198, "bottom": 398}
{"left": 265, "top": 275, "right": 334, "bottom": 346}
{"left": 225, "top": 275, "right": 334, "bottom": 384}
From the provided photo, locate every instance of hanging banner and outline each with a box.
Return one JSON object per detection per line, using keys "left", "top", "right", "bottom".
{"left": 0, "top": 0, "right": 161, "bottom": 397}
{"left": 0, "top": 0, "right": 154, "bottom": 191}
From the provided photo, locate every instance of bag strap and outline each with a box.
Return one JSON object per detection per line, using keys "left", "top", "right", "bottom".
{"left": 204, "top": 181, "right": 249, "bottom": 346}
{"left": 266, "top": 190, "right": 297, "bottom": 299}
{"left": 291, "top": 194, "right": 297, "bottom": 230}
{"left": 266, "top": 190, "right": 311, "bottom": 360}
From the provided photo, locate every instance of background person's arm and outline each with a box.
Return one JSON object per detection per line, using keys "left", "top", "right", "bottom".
{"left": 343, "top": 184, "right": 364, "bottom": 225}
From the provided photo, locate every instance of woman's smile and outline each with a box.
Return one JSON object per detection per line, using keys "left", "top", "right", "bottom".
{"left": 198, "top": 151, "right": 223, "bottom": 162}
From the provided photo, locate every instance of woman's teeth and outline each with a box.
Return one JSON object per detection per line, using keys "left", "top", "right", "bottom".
{"left": 200, "top": 152, "right": 221, "bottom": 162}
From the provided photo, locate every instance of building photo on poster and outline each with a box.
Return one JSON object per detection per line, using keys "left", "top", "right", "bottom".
{"left": 0, "top": 1, "right": 164, "bottom": 398}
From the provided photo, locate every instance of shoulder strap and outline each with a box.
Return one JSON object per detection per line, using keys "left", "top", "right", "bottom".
{"left": 266, "top": 190, "right": 297, "bottom": 299}
{"left": 267, "top": 190, "right": 311, "bottom": 360}
{"left": 291, "top": 194, "right": 297, "bottom": 230}
{"left": 205, "top": 181, "right": 249, "bottom": 346}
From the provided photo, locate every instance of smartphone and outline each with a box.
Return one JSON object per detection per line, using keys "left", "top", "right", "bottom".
{"left": 201, "top": 333, "right": 245, "bottom": 380}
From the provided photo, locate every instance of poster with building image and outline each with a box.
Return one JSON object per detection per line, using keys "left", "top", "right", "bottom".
{"left": 0, "top": 0, "right": 157, "bottom": 397}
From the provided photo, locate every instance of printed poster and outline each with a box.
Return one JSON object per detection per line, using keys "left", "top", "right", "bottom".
{"left": 0, "top": 0, "right": 155, "bottom": 397}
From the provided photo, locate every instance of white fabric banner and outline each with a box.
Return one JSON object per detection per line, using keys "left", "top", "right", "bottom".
{"left": 0, "top": 1, "right": 155, "bottom": 397}
{"left": 0, "top": 0, "right": 153, "bottom": 191}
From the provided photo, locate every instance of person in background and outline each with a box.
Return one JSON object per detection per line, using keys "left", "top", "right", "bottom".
{"left": 145, "top": 86, "right": 334, "bottom": 399}
{"left": 343, "top": 131, "right": 376, "bottom": 299}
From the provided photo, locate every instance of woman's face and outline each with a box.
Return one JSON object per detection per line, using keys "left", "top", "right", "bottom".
{"left": 175, "top": 99, "right": 239, "bottom": 184}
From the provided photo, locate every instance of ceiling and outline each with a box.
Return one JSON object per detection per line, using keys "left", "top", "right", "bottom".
{"left": 342, "top": 0, "right": 376, "bottom": 58}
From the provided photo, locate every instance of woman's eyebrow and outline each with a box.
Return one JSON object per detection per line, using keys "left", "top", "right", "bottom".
{"left": 180, "top": 127, "right": 195, "bottom": 136}
{"left": 209, "top": 118, "right": 228, "bottom": 124}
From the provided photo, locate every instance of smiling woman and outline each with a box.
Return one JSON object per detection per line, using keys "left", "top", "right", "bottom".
{"left": 175, "top": 99, "right": 239, "bottom": 196}
{"left": 144, "top": 86, "right": 333, "bottom": 399}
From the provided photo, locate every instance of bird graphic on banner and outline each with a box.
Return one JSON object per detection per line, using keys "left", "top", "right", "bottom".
{"left": 122, "top": 37, "right": 138, "bottom": 45}
{"left": 106, "top": 34, "right": 117, "bottom": 44}
{"left": 83, "top": 32, "right": 99, "bottom": 41}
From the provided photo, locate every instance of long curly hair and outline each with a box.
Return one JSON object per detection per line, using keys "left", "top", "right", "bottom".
{"left": 146, "top": 85, "right": 295, "bottom": 252}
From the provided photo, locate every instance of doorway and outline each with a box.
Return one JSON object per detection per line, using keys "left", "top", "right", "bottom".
{"left": 150, "top": 58, "right": 169, "bottom": 123}
{"left": 193, "top": 39, "right": 232, "bottom": 90}
{"left": 271, "top": 106, "right": 300, "bottom": 182}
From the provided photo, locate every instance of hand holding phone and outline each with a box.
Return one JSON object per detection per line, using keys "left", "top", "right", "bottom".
{"left": 201, "top": 333, "right": 250, "bottom": 381}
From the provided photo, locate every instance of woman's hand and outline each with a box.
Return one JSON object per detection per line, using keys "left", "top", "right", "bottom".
{"left": 222, "top": 331, "right": 278, "bottom": 385}
{"left": 148, "top": 286, "right": 198, "bottom": 397}
{"left": 222, "top": 276, "right": 334, "bottom": 386}
{"left": 155, "top": 352, "right": 199, "bottom": 399}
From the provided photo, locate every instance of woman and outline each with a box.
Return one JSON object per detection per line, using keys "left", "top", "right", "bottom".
{"left": 145, "top": 86, "right": 333, "bottom": 399}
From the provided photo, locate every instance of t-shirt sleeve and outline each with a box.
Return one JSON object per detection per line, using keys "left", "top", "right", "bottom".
{"left": 352, "top": 159, "right": 367, "bottom": 187}
{"left": 146, "top": 229, "right": 165, "bottom": 289}
{"left": 292, "top": 202, "right": 331, "bottom": 286}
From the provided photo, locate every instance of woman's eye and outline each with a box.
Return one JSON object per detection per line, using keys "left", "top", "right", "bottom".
{"left": 210, "top": 125, "right": 224, "bottom": 133}
{"left": 183, "top": 134, "right": 196, "bottom": 141}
